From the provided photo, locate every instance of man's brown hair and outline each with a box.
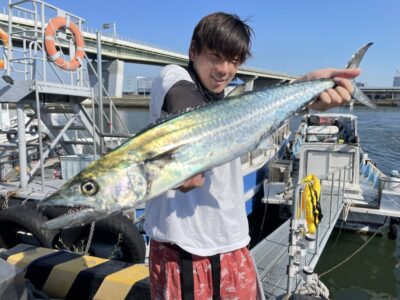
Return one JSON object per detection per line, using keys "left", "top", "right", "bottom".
{"left": 190, "top": 12, "right": 253, "bottom": 64}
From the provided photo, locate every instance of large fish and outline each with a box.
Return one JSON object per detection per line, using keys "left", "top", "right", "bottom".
{"left": 39, "top": 43, "right": 375, "bottom": 229}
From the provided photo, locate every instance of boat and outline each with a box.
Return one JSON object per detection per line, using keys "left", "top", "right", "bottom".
{"left": 264, "top": 112, "right": 400, "bottom": 235}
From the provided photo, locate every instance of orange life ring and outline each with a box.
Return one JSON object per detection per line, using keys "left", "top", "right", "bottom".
{"left": 0, "top": 28, "right": 8, "bottom": 69}
{"left": 44, "top": 16, "right": 85, "bottom": 71}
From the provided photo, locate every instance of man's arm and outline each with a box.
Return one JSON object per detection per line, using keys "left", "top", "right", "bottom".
{"left": 165, "top": 81, "right": 206, "bottom": 193}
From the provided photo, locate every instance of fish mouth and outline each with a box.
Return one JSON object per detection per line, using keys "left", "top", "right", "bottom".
{"left": 41, "top": 207, "right": 109, "bottom": 230}
{"left": 38, "top": 190, "right": 93, "bottom": 210}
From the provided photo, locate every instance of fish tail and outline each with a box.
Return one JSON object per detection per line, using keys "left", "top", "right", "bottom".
{"left": 345, "top": 42, "right": 373, "bottom": 69}
{"left": 346, "top": 42, "right": 376, "bottom": 109}
{"left": 351, "top": 81, "right": 376, "bottom": 109}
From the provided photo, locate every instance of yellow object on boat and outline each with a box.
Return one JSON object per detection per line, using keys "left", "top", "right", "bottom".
{"left": 301, "top": 174, "right": 322, "bottom": 234}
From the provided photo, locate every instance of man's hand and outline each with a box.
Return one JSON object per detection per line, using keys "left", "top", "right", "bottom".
{"left": 298, "top": 68, "right": 361, "bottom": 111}
{"left": 178, "top": 173, "right": 205, "bottom": 193}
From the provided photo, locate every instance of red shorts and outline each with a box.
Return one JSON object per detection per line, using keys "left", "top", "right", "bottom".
{"left": 149, "top": 240, "right": 258, "bottom": 300}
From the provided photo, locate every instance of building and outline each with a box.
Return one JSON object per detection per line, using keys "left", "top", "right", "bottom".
{"left": 137, "top": 76, "right": 155, "bottom": 95}
{"left": 123, "top": 76, "right": 136, "bottom": 96}
{"left": 393, "top": 71, "right": 400, "bottom": 87}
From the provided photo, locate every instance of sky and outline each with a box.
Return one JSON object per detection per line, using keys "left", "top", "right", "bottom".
{"left": 2, "top": 0, "right": 400, "bottom": 89}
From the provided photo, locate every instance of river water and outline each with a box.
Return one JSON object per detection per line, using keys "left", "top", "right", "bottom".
{"left": 115, "top": 105, "right": 399, "bottom": 299}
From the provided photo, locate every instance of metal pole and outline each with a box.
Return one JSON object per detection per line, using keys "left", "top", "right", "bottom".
{"left": 96, "top": 31, "right": 104, "bottom": 155}
{"left": 7, "top": 0, "right": 12, "bottom": 77}
{"left": 330, "top": 173, "right": 334, "bottom": 218}
{"left": 91, "top": 89, "right": 98, "bottom": 160}
{"left": 16, "top": 102, "right": 28, "bottom": 189}
{"left": 342, "top": 167, "right": 347, "bottom": 203}
{"left": 41, "top": 2, "right": 46, "bottom": 81}
{"left": 337, "top": 169, "right": 342, "bottom": 213}
{"left": 34, "top": 72, "right": 45, "bottom": 188}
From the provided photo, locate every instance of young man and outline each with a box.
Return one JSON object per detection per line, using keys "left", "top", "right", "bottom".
{"left": 145, "top": 12, "right": 360, "bottom": 300}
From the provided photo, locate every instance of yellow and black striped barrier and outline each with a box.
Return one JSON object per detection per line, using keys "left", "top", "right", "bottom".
{"left": 0, "top": 244, "right": 150, "bottom": 299}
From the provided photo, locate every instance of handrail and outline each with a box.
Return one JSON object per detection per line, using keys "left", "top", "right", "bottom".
{"left": 286, "top": 165, "right": 349, "bottom": 297}
{"left": 84, "top": 52, "right": 130, "bottom": 135}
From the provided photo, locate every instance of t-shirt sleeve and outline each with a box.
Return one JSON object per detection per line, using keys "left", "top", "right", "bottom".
{"left": 163, "top": 80, "right": 204, "bottom": 114}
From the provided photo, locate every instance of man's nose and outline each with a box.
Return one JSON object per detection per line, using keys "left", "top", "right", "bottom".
{"left": 215, "top": 60, "right": 230, "bottom": 74}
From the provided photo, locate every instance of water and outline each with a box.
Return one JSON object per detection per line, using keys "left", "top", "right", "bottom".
{"left": 350, "top": 106, "right": 400, "bottom": 175}
{"left": 118, "top": 105, "right": 399, "bottom": 299}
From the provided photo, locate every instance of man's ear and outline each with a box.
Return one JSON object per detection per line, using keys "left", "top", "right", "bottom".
{"left": 189, "top": 46, "right": 196, "bottom": 61}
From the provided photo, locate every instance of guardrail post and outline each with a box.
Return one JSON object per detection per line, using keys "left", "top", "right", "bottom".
{"left": 342, "top": 167, "right": 347, "bottom": 203}
{"left": 96, "top": 31, "right": 105, "bottom": 155}
{"left": 337, "top": 169, "right": 342, "bottom": 212}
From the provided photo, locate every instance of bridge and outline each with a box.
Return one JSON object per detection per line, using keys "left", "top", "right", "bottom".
{"left": 360, "top": 86, "right": 400, "bottom": 106}
{"left": 0, "top": 10, "right": 297, "bottom": 97}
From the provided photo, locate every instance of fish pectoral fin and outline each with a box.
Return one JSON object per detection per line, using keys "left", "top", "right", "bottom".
{"left": 143, "top": 144, "right": 185, "bottom": 162}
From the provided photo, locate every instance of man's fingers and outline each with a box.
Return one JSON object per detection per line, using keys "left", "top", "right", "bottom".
{"left": 333, "top": 85, "right": 352, "bottom": 102}
{"left": 330, "top": 68, "right": 361, "bottom": 79}
{"left": 334, "top": 77, "right": 354, "bottom": 94}
{"left": 178, "top": 173, "right": 205, "bottom": 193}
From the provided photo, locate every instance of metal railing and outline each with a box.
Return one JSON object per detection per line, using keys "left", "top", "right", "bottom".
{"left": 0, "top": 0, "right": 136, "bottom": 191}
{"left": 241, "top": 121, "right": 290, "bottom": 167}
{"left": 286, "top": 166, "right": 349, "bottom": 297}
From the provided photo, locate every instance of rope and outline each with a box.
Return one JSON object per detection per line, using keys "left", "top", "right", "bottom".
{"left": 319, "top": 222, "right": 384, "bottom": 278}
{"left": 332, "top": 196, "right": 353, "bottom": 248}
{"left": 297, "top": 273, "right": 329, "bottom": 299}
{"left": 84, "top": 221, "right": 96, "bottom": 255}
{"left": 257, "top": 148, "right": 277, "bottom": 241}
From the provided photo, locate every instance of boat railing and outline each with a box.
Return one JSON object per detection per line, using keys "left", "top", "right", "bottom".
{"left": 4, "top": 0, "right": 130, "bottom": 136}
{"left": 241, "top": 121, "right": 290, "bottom": 167}
{"left": 4, "top": 1, "right": 86, "bottom": 86}
{"left": 286, "top": 165, "right": 349, "bottom": 297}
{"left": 84, "top": 53, "right": 131, "bottom": 143}
{"left": 2, "top": 0, "right": 132, "bottom": 188}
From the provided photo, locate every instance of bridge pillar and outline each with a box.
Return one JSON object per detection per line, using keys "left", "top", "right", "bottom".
{"left": 89, "top": 59, "right": 124, "bottom": 98}
{"left": 244, "top": 77, "right": 256, "bottom": 91}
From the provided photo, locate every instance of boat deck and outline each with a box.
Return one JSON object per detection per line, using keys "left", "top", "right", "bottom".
{"left": 252, "top": 188, "right": 344, "bottom": 298}
{"left": 348, "top": 189, "right": 400, "bottom": 218}
{"left": 0, "top": 178, "right": 62, "bottom": 201}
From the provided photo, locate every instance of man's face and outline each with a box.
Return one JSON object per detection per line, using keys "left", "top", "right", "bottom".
{"left": 190, "top": 46, "right": 240, "bottom": 94}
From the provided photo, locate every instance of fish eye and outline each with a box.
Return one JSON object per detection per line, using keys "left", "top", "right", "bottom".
{"left": 80, "top": 180, "right": 98, "bottom": 196}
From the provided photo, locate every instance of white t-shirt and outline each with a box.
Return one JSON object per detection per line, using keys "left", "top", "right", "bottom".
{"left": 144, "top": 65, "right": 250, "bottom": 256}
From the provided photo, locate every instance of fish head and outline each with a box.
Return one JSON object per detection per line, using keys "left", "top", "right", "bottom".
{"left": 39, "top": 158, "right": 148, "bottom": 229}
